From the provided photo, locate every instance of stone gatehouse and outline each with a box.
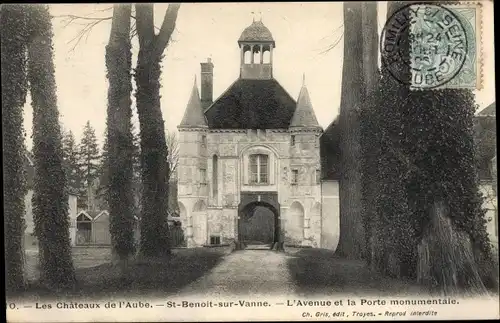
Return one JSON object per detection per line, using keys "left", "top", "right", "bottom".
{"left": 177, "top": 19, "right": 340, "bottom": 249}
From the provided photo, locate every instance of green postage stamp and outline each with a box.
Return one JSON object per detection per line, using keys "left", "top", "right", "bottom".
{"left": 381, "top": 2, "right": 482, "bottom": 90}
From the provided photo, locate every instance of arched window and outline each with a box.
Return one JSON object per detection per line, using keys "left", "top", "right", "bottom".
{"left": 212, "top": 155, "right": 218, "bottom": 199}
{"left": 262, "top": 49, "right": 271, "bottom": 64}
{"left": 249, "top": 154, "right": 269, "bottom": 184}
{"left": 243, "top": 45, "right": 252, "bottom": 64}
{"left": 253, "top": 46, "right": 261, "bottom": 64}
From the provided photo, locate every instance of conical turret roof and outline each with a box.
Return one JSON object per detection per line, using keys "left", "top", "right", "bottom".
{"left": 290, "top": 75, "right": 320, "bottom": 128}
{"left": 179, "top": 76, "right": 208, "bottom": 128}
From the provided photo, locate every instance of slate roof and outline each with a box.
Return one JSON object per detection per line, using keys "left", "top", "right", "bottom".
{"left": 77, "top": 210, "right": 105, "bottom": 221}
{"left": 204, "top": 78, "right": 297, "bottom": 129}
{"left": 290, "top": 83, "right": 320, "bottom": 128}
{"left": 179, "top": 77, "right": 208, "bottom": 128}
{"left": 478, "top": 102, "right": 496, "bottom": 116}
{"left": 238, "top": 20, "right": 274, "bottom": 44}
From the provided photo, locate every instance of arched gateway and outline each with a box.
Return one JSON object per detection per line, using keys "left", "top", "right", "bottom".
{"left": 238, "top": 192, "right": 280, "bottom": 250}
{"left": 176, "top": 19, "right": 342, "bottom": 252}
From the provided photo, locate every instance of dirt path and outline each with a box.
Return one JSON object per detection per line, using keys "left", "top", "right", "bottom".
{"left": 174, "top": 249, "right": 297, "bottom": 298}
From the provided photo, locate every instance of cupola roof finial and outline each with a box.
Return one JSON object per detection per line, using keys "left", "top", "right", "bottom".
{"left": 238, "top": 17, "right": 275, "bottom": 44}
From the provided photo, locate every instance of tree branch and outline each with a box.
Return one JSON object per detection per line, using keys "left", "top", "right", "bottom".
{"left": 130, "top": 20, "right": 138, "bottom": 41}
{"left": 165, "top": 130, "right": 179, "bottom": 181}
{"left": 155, "top": 3, "right": 181, "bottom": 55}
{"left": 56, "top": 6, "right": 163, "bottom": 51}
{"left": 67, "top": 18, "right": 106, "bottom": 51}
{"left": 318, "top": 33, "right": 344, "bottom": 55}
{"left": 56, "top": 15, "right": 113, "bottom": 22}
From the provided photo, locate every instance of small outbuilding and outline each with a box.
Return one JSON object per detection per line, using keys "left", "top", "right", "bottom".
{"left": 75, "top": 210, "right": 142, "bottom": 246}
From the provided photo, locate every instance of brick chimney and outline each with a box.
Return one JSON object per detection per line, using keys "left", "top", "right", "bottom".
{"left": 200, "top": 58, "right": 214, "bottom": 111}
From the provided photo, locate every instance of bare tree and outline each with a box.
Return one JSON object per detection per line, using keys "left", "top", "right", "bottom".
{"left": 165, "top": 130, "right": 179, "bottom": 182}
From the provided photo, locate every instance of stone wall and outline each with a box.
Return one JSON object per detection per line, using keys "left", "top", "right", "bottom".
{"left": 320, "top": 180, "right": 340, "bottom": 251}
{"left": 479, "top": 181, "right": 498, "bottom": 246}
{"left": 178, "top": 128, "right": 324, "bottom": 248}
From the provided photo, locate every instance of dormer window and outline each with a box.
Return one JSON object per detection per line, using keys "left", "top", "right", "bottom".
{"left": 249, "top": 154, "right": 269, "bottom": 184}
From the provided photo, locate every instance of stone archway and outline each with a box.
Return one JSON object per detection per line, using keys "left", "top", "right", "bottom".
{"left": 238, "top": 192, "right": 281, "bottom": 250}
{"left": 238, "top": 202, "right": 279, "bottom": 249}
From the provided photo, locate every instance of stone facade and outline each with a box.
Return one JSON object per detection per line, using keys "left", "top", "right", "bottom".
{"left": 178, "top": 129, "right": 328, "bottom": 247}
{"left": 177, "top": 20, "right": 340, "bottom": 249}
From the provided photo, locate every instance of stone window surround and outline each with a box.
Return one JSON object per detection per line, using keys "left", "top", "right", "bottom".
{"left": 240, "top": 144, "right": 278, "bottom": 187}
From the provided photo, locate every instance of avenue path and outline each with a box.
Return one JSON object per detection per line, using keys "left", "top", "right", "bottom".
{"left": 172, "top": 247, "right": 425, "bottom": 299}
{"left": 173, "top": 249, "right": 297, "bottom": 298}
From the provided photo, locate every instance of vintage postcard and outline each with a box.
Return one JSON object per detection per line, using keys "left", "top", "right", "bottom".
{"left": 2, "top": 1, "right": 498, "bottom": 322}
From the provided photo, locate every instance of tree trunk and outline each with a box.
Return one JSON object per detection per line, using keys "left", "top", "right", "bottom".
{"left": 337, "top": 2, "right": 365, "bottom": 259}
{"left": 27, "top": 4, "right": 76, "bottom": 289}
{"left": 361, "top": 2, "right": 378, "bottom": 97}
{"left": 135, "top": 4, "right": 180, "bottom": 258}
{"left": 1, "top": 4, "right": 29, "bottom": 292}
{"left": 417, "top": 200, "right": 487, "bottom": 295}
{"left": 359, "top": 2, "right": 379, "bottom": 265}
{"left": 105, "top": 4, "right": 136, "bottom": 266}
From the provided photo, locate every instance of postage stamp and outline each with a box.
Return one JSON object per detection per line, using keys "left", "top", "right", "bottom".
{"left": 381, "top": 2, "right": 482, "bottom": 90}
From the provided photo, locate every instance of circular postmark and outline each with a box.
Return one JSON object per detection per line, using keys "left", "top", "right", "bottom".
{"left": 380, "top": 3, "right": 468, "bottom": 89}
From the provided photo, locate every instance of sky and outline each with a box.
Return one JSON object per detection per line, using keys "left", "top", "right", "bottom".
{"left": 22, "top": 2, "right": 495, "bottom": 149}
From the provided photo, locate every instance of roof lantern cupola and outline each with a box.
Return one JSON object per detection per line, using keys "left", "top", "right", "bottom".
{"left": 238, "top": 19, "right": 275, "bottom": 80}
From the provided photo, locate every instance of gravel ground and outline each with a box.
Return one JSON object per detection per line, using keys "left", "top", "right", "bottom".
{"left": 175, "top": 249, "right": 297, "bottom": 298}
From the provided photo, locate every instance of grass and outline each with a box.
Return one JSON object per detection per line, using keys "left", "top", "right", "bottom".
{"left": 286, "top": 248, "right": 425, "bottom": 297}
{"left": 17, "top": 246, "right": 232, "bottom": 299}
